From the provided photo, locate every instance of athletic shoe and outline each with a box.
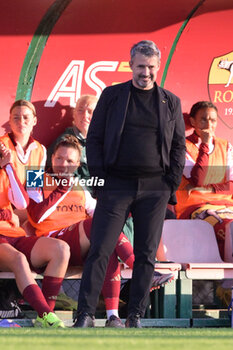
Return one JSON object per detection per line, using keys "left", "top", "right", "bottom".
{"left": 150, "top": 271, "right": 174, "bottom": 292}
{"left": 55, "top": 293, "right": 77, "bottom": 311}
{"left": 105, "top": 315, "right": 125, "bottom": 328}
{"left": 73, "top": 311, "right": 95, "bottom": 328}
{"left": 125, "top": 313, "right": 142, "bottom": 328}
{"left": 34, "top": 312, "right": 65, "bottom": 328}
{"left": 0, "top": 319, "right": 21, "bottom": 328}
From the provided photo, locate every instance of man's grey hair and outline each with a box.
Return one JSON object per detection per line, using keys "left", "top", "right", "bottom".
{"left": 130, "top": 40, "right": 161, "bottom": 61}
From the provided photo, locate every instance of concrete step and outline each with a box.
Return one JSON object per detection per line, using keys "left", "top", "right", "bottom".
{"left": 3, "top": 309, "right": 231, "bottom": 328}
{"left": 6, "top": 317, "right": 191, "bottom": 328}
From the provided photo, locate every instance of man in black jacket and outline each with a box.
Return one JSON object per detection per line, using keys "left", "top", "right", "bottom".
{"left": 74, "top": 40, "right": 186, "bottom": 328}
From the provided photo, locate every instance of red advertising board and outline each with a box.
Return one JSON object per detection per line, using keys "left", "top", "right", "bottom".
{"left": 1, "top": 0, "right": 233, "bottom": 146}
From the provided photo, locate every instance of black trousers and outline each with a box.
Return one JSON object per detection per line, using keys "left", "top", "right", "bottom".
{"left": 77, "top": 175, "right": 171, "bottom": 316}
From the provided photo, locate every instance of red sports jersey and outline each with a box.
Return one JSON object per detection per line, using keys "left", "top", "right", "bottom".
{"left": 176, "top": 134, "right": 233, "bottom": 219}
{"left": 27, "top": 173, "right": 96, "bottom": 236}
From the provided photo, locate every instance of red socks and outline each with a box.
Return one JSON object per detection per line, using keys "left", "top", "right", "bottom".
{"left": 42, "top": 276, "right": 64, "bottom": 311}
{"left": 102, "top": 251, "right": 121, "bottom": 310}
{"left": 23, "top": 284, "right": 51, "bottom": 318}
{"left": 102, "top": 233, "right": 135, "bottom": 312}
{"left": 115, "top": 232, "right": 135, "bottom": 269}
{"left": 23, "top": 276, "right": 64, "bottom": 317}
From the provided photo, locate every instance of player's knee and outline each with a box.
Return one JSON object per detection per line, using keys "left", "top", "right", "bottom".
{"left": 12, "top": 251, "right": 29, "bottom": 272}
{"left": 53, "top": 240, "right": 70, "bottom": 262}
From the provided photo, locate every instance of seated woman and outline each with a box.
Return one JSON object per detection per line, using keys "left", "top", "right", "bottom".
{"left": 0, "top": 99, "right": 46, "bottom": 225}
{"left": 0, "top": 99, "right": 46, "bottom": 184}
{"left": 0, "top": 143, "right": 70, "bottom": 328}
{"left": 176, "top": 101, "right": 233, "bottom": 259}
{"left": 26, "top": 135, "right": 173, "bottom": 328}
{"left": 175, "top": 101, "right": 233, "bottom": 307}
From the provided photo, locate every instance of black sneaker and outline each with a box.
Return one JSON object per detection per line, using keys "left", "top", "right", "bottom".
{"left": 73, "top": 312, "right": 95, "bottom": 328}
{"left": 150, "top": 271, "right": 174, "bottom": 292}
{"left": 125, "top": 313, "right": 142, "bottom": 328}
{"left": 105, "top": 315, "right": 125, "bottom": 328}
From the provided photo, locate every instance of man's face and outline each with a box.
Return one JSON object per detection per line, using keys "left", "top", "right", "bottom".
{"left": 73, "top": 98, "right": 97, "bottom": 137}
{"left": 130, "top": 53, "right": 160, "bottom": 90}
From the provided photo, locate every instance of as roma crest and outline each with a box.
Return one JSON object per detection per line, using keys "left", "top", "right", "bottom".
{"left": 208, "top": 51, "right": 233, "bottom": 129}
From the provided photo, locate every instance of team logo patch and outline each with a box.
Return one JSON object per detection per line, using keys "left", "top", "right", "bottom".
{"left": 208, "top": 51, "right": 233, "bottom": 129}
{"left": 26, "top": 169, "right": 45, "bottom": 188}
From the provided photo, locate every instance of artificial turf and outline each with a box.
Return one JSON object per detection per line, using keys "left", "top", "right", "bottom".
{"left": 0, "top": 328, "right": 233, "bottom": 350}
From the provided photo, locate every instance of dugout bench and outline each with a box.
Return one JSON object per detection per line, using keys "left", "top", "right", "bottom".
{"left": 0, "top": 263, "right": 183, "bottom": 327}
{"left": 2, "top": 219, "right": 231, "bottom": 327}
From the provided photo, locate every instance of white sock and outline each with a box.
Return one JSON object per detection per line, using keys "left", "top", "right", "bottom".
{"left": 106, "top": 309, "right": 119, "bottom": 319}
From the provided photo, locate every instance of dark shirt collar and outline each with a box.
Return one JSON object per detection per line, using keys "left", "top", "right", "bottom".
{"left": 131, "top": 81, "right": 156, "bottom": 94}
{"left": 72, "top": 126, "right": 86, "bottom": 145}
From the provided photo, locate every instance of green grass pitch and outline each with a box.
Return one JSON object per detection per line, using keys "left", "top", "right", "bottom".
{"left": 0, "top": 328, "right": 233, "bottom": 350}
